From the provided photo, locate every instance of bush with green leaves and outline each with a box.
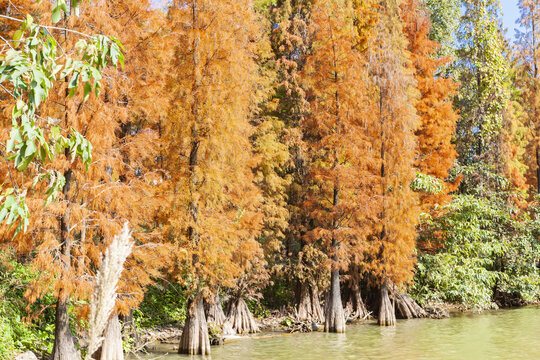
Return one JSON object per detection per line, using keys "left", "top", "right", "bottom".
{"left": 133, "top": 282, "right": 187, "bottom": 328}
{"left": 0, "top": 253, "right": 56, "bottom": 359}
{"left": 412, "top": 193, "right": 540, "bottom": 310}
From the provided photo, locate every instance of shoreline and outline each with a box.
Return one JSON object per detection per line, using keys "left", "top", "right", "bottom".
{"left": 138, "top": 301, "right": 540, "bottom": 350}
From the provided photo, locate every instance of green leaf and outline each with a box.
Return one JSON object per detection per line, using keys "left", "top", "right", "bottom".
{"left": 24, "top": 141, "right": 37, "bottom": 157}
{"left": 51, "top": 8, "right": 62, "bottom": 24}
{"left": 13, "top": 30, "right": 23, "bottom": 47}
{"left": 83, "top": 81, "right": 92, "bottom": 102}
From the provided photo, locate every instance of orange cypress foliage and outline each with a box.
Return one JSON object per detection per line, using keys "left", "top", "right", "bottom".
{"left": 363, "top": 0, "right": 419, "bottom": 326}
{"left": 302, "top": 0, "right": 374, "bottom": 333}
{"left": 401, "top": 0, "right": 459, "bottom": 209}
{"left": 0, "top": 0, "right": 168, "bottom": 356}
{"left": 164, "top": 0, "right": 264, "bottom": 354}
{"left": 516, "top": 0, "right": 540, "bottom": 196}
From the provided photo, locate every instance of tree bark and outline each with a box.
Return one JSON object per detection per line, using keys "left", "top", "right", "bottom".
{"left": 179, "top": 296, "right": 210, "bottom": 355}
{"left": 205, "top": 293, "right": 234, "bottom": 335}
{"left": 226, "top": 297, "right": 259, "bottom": 334}
{"left": 394, "top": 288, "right": 427, "bottom": 319}
{"left": 119, "top": 311, "right": 141, "bottom": 353}
{"left": 297, "top": 282, "right": 325, "bottom": 323}
{"left": 378, "top": 279, "right": 395, "bottom": 326}
{"left": 97, "top": 315, "right": 123, "bottom": 360}
{"left": 325, "top": 185, "right": 345, "bottom": 333}
{"left": 324, "top": 255, "right": 345, "bottom": 333}
{"left": 343, "top": 273, "right": 368, "bottom": 321}
{"left": 52, "top": 168, "right": 78, "bottom": 360}
{"left": 205, "top": 293, "right": 226, "bottom": 325}
{"left": 51, "top": 299, "right": 79, "bottom": 360}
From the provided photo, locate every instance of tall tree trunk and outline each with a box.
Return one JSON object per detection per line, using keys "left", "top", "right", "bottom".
{"left": 297, "top": 282, "right": 325, "bottom": 323}
{"left": 52, "top": 168, "right": 78, "bottom": 360}
{"left": 226, "top": 296, "right": 259, "bottom": 334}
{"left": 325, "top": 186, "right": 345, "bottom": 333}
{"left": 179, "top": 296, "right": 210, "bottom": 355}
{"left": 325, "top": 262, "right": 345, "bottom": 333}
{"left": 378, "top": 279, "right": 395, "bottom": 326}
{"left": 536, "top": 145, "right": 540, "bottom": 194}
{"left": 51, "top": 299, "right": 79, "bottom": 360}
{"left": 98, "top": 315, "right": 123, "bottom": 360}
{"left": 179, "top": 1, "right": 211, "bottom": 354}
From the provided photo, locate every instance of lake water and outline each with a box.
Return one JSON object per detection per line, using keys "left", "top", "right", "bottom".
{"left": 134, "top": 306, "right": 540, "bottom": 359}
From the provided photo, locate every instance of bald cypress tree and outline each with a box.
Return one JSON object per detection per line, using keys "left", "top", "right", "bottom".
{"left": 165, "top": 0, "right": 264, "bottom": 354}
{"left": 302, "top": 0, "right": 374, "bottom": 333}
{"left": 364, "top": 0, "right": 419, "bottom": 327}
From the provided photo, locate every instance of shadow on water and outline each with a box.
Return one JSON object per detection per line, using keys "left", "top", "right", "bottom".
{"left": 130, "top": 306, "right": 540, "bottom": 360}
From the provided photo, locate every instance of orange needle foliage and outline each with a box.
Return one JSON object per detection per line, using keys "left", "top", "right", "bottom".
{"left": 401, "top": 0, "right": 459, "bottom": 209}
{"left": 363, "top": 0, "right": 419, "bottom": 294}
{"left": 163, "top": 0, "right": 265, "bottom": 354}
{"left": 302, "top": 0, "right": 374, "bottom": 333}
{"left": 0, "top": 0, "right": 169, "bottom": 356}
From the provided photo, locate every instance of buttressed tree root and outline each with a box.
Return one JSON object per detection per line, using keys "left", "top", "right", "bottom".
{"left": 226, "top": 297, "right": 259, "bottom": 334}
{"left": 179, "top": 297, "right": 211, "bottom": 355}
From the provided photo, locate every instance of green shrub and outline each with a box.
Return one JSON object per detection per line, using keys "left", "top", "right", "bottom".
{"left": 412, "top": 194, "right": 540, "bottom": 310}
{"left": 134, "top": 281, "right": 187, "bottom": 328}
{"left": 0, "top": 253, "right": 55, "bottom": 359}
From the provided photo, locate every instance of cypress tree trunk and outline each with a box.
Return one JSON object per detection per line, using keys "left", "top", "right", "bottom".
{"left": 179, "top": 296, "right": 210, "bottom": 355}
{"left": 297, "top": 283, "right": 325, "bottom": 323}
{"left": 205, "top": 293, "right": 234, "bottom": 335}
{"left": 536, "top": 145, "right": 540, "bottom": 194}
{"left": 98, "top": 315, "right": 123, "bottom": 360}
{"left": 226, "top": 297, "right": 259, "bottom": 334}
{"left": 325, "top": 186, "right": 345, "bottom": 333}
{"left": 394, "top": 290, "right": 426, "bottom": 319}
{"left": 120, "top": 311, "right": 140, "bottom": 353}
{"left": 378, "top": 279, "right": 395, "bottom": 326}
{"left": 205, "top": 293, "right": 226, "bottom": 325}
{"left": 52, "top": 168, "right": 78, "bottom": 360}
{"left": 51, "top": 299, "right": 79, "bottom": 360}
{"left": 324, "top": 242, "right": 345, "bottom": 333}
{"left": 343, "top": 274, "right": 368, "bottom": 321}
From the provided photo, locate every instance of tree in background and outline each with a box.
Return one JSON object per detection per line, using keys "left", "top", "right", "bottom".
{"left": 0, "top": 0, "right": 156, "bottom": 358}
{"left": 265, "top": 0, "right": 327, "bottom": 320}
{"left": 402, "top": 0, "right": 459, "bottom": 211}
{"left": 424, "top": 0, "right": 461, "bottom": 57}
{"left": 455, "top": 0, "right": 510, "bottom": 171}
{"left": 516, "top": 0, "right": 540, "bottom": 195}
{"left": 164, "top": 0, "right": 264, "bottom": 354}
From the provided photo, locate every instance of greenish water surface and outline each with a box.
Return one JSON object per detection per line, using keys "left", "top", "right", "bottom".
{"left": 134, "top": 306, "right": 540, "bottom": 359}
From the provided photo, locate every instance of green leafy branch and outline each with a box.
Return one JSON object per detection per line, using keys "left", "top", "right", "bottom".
{"left": 0, "top": 4, "right": 124, "bottom": 236}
